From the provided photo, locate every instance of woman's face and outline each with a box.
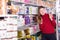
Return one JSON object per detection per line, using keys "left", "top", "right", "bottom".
{"left": 39, "top": 8, "right": 47, "bottom": 15}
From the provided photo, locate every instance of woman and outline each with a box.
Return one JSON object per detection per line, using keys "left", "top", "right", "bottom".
{"left": 37, "top": 6, "right": 56, "bottom": 40}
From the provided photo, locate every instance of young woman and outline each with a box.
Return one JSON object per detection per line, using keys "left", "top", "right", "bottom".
{"left": 38, "top": 6, "right": 56, "bottom": 40}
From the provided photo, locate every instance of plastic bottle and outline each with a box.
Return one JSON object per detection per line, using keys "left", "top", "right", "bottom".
{"left": 25, "top": 6, "right": 29, "bottom": 14}
{"left": 18, "top": 15, "right": 25, "bottom": 26}
{"left": 25, "top": 15, "right": 30, "bottom": 25}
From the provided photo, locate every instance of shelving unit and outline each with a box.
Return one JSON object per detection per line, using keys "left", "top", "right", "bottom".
{"left": 10, "top": 0, "right": 56, "bottom": 40}
{"left": 0, "top": 0, "right": 56, "bottom": 40}
{"left": 10, "top": 0, "right": 40, "bottom": 40}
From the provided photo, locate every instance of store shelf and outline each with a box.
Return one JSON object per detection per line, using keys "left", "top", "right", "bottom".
{"left": 18, "top": 14, "right": 38, "bottom": 15}
{"left": 11, "top": 1, "right": 40, "bottom": 7}
{"left": 0, "top": 15, "right": 17, "bottom": 17}
{"left": 18, "top": 23, "right": 36, "bottom": 30}
{"left": 18, "top": 24, "right": 40, "bottom": 34}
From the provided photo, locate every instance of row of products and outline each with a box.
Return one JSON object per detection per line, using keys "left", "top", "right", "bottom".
{"left": 18, "top": 15, "right": 38, "bottom": 26}
{"left": 18, "top": 15, "right": 30, "bottom": 26}
{"left": 18, "top": 36, "right": 36, "bottom": 40}
{"left": 19, "top": 6, "right": 38, "bottom": 14}
{"left": 0, "top": 16, "right": 17, "bottom": 40}
{"left": 18, "top": 37, "right": 41, "bottom": 40}
{"left": 18, "top": 25, "right": 39, "bottom": 38}
{"left": 11, "top": 0, "right": 38, "bottom": 5}
{"left": 18, "top": 34, "right": 41, "bottom": 40}
{"left": 7, "top": 5, "right": 19, "bottom": 15}
{"left": 7, "top": 5, "right": 38, "bottom": 15}
{"left": 6, "top": 0, "right": 38, "bottom": 15}
{"left": 0, "top": 15, "right": 39, "bottom": 39}
{"left": 1, "top": 38, "right": 17, "bottom": 40}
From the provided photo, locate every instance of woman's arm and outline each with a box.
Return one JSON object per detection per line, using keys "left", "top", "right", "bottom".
{"left": 39, "top": 18, "right": 44, "bottom": 31}
{"left": 49, "top": 14, "right": 56, "bottom": 27}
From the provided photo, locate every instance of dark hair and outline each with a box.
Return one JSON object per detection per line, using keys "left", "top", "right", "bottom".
{"left": 38, "top": 6, "right": 45, "bottom": 10}
{"left": 38, "top": 6, "right": 45, "bottom": 14}
{"left": 38, "top": 6, "right": 45, "bottom": 20}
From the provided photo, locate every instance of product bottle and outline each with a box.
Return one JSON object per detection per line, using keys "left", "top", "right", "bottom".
{"left": 25, "top": 6, "right": 29, "bottom": 14}
{"left": 32, "top": 7, "right": 37, "bottom": 14}
{"left": 25, "top": 15, "right": 30, "bottom": 25}
{"left": 19, "top": 6, "right": 25, "bottom": 14}
{"left": 29, "top": 6, "right": 32, "bottom": 14}
{"left": 18, "top": 15, "right": 25, "bottom": 26}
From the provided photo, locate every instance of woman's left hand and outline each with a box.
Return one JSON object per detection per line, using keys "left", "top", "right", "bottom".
{"left": 49, "top": 14, "right": 53, "bottom": 21}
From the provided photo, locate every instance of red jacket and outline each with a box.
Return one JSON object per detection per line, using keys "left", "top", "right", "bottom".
{"left": 39, "top": 14, "right": 56, "bottom": 34}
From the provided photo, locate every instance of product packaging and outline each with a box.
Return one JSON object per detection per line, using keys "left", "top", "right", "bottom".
{"left": 25, "top": 15, "right": 30, "bottom": 25}
{"left": 0, "top": 30, "right": 6, "bottom": 38}
{"left": 18, "top": 6, "right": 25, "bottom": 14}
{"left": 18, "top": 15, "right": 25, "bottom": 26}
{"left": 29, "top": 6, "right": 32, "bottom": 14}
{"left": 25, "top": 6, "right": 29, "bottom": 14}
{"left": 32, "top": 7, "right": 38, "bottom": 14}
{"left": 24, "top": 29, "right": 30, "bottom": 35}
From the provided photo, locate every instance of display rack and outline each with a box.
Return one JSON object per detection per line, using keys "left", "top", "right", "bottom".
{"left": 10, "top": 0, "right": 40, "bottom": 40}
{"left": 10, "top": 0, "right": 56, "bottom": 40}
{"left": 0, "top": 0, "right": 56, "bottom": 40}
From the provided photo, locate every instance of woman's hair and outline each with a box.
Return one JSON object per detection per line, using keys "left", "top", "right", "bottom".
{"left": 38, "top": 6, "right": 45, "bottom": 20}
{"left": 38, "top": 6, "right": 45, "bottom": 15}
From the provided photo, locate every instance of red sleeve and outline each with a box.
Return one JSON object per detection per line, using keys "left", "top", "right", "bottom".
{"left": 51, "top": 17, "right": 56, "bottom": 27}
{"left": 39, "top": 23, "right": 44, "bottom": 31}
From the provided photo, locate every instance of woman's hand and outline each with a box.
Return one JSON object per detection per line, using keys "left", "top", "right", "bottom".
{"left": 49, "top": 14, "right": 53, "bottom": 21}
